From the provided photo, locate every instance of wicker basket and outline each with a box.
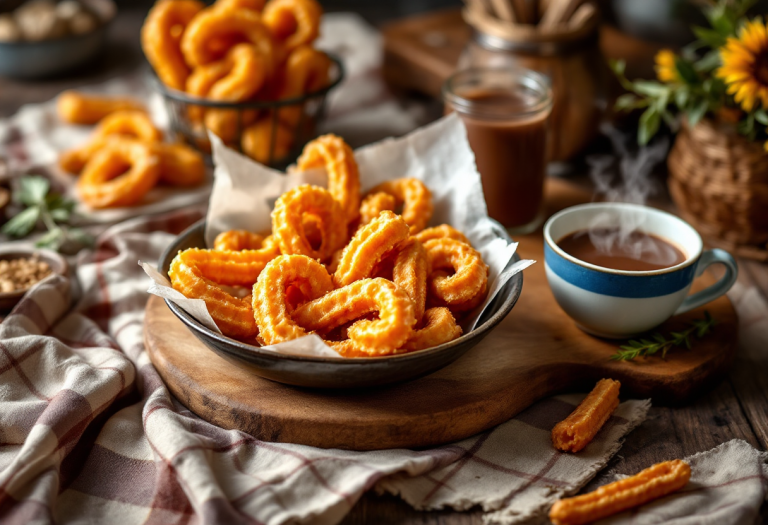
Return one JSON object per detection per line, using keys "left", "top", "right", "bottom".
{"left": 667, "top": 117, "right": 768, "bottom": 261}
{"left": 152, "top": 55, "right": 344, "bottom": 169}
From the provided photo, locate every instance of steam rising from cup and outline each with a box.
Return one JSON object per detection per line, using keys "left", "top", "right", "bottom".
{"left": 585, "top": 123, "right": 676, "bottom": 266}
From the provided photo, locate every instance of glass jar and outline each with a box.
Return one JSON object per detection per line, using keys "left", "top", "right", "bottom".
{"left": 458, "top": 27, "right": 605, "bottom": 161}
{"left": 444, "top": 67, "right": 553, "bottom": 233}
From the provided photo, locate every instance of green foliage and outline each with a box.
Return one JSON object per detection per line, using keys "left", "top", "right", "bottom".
{"left": 2, "top": 175, "right": 94, "bottom": 252}
{"left": 610, "top": 0, "right": 762, "bottom": 145}
{"left": 611, "top": 312, "right": 717, "bottom": 361}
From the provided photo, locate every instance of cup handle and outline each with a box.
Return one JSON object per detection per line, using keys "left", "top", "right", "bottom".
{"left": 674, "top": 249, "right": 738, "bottom": 315}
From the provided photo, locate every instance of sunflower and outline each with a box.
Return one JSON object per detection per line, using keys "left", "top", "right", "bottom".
{"left": 717, "top": 18, "right": 768, "bottom": 112}
{"left": 654, "top": 49, "right": 679, "bottom": 82}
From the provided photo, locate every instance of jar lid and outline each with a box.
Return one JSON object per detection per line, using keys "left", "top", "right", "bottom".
{"left": 443, "top": 67, "right": 553, "bottom": 120}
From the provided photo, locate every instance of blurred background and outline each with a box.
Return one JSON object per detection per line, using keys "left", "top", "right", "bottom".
{"left": 0, "top": 0, "right": 766, "bottom": 118}
{"left": 2, "top": 0, "right": 768, "bottom": 257}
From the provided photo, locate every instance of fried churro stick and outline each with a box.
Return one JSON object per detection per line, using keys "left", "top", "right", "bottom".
{"left": 57, "top": 91, "right": 145, "bottom": 125}
{"left": 549, "top": 460, "right": 691, "bottom": 525}
{"left": 552, "top": 378, "right": 620, "bottom": 453}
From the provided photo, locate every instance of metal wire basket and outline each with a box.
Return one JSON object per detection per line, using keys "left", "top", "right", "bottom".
{"left": 152, "top": 54, "right": 344, "bottom": 169}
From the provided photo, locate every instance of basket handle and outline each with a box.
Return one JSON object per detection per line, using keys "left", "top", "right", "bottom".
{"left": 674, "top": 249, "right": 738, "bottom": 315}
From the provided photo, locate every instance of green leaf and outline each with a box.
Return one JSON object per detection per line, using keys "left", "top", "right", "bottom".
{"left": 50, "top": 208, "right": 71, "bottom": 222}
{"left": 35, "top": 228, "right": 64, "bottom": 251}
{"left": 633, "top": 81, "right": 670, "bottom": 98}
{"left": 675, "top": 87, "right": 690, "bottom": 109}
{"left": 738, "top": 113, "right": 756, "bottom": 139}
{"left": 710, "top": 14, "right": 735, "bottom": 37}
{"left": 615, "top": 93, "right": 645, "bottom": 111}
{"left": 756, "top": 109, "right": 768, "bottom": 126}
{"left": 609, "top": 59, "right": 626, "bottom": 77}
{"left": 693, "top": 26, "right": 727, "bottom": 48}
{"left": 45, "top": 193, "right": 77, "bottom": 224}
{"left": 638, "top": 107, "right": 661, "bottom": 145}
{"left": 674, "top": 57, "right": 700, "bottom": 85}
{"left": 2, "top": 206, "right": 40, "bottom": 237}
{"left": 18, "top": 176, "right": 50, "bottom": 206}
{"left": 661, "top": 109, "right": 678, "bottom": 130}
{"left": 695, "top": 50, "right": 722, "bottom": 73}
{"left": 67, "top": 228, "right": 95, "bottom": 247}
{"left": 688, "top": 99, "right": 709, "bottom": 126}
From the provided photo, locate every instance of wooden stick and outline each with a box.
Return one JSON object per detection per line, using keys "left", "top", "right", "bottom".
{"left": 465, "top": 0, "right": 495, "bottom": 18}
{"left": 569, "top": 2, "right": 596, "bottom": 29}
{"left": 462, "top": 7, "right": 540, "bottom": 41}
{"left": 538, "top": 0, "right": 553, "bottom": 17}
{"left": 511, "top": 0, "right": 534, "bottom": 24}
{"left": 539, "top": 0, "right": 582, "bottom": 29}
{"left": 489, "top": 0, "right": 517, "bottom": 23}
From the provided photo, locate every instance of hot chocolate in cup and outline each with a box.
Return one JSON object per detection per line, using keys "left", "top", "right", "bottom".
{"left": 543, "top": 203, "right": 738, "bottom": 338}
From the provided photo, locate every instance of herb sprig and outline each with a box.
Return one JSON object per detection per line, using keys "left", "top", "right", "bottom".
{"left": 611, "top": 312, "right": 717, "bottom": 361}
{"left": 2, "top": 176, "right": 93, "bottom": 252}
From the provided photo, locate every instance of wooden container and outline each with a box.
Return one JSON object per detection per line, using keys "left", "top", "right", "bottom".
{"left": 668, "top": 118, "right": 768, "bottom": 261}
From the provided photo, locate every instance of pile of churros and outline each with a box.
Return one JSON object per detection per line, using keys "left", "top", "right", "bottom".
{"left": 548, "top": 378, "right": 692, "bottom": 525}
{"left": 56, "top": 92, "right": 206, "bottom": 209}
{"left": 141, "top": 0, "right": 331, "bottom": 163}
{"left": 168, "top": 134, "right": 489, "bottom": 357}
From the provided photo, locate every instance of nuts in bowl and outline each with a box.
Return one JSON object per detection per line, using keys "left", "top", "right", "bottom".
{"left": 0, "top": 247, "right": 67, "bottom": 312}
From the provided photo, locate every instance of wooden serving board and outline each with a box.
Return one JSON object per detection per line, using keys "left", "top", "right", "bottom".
{"left": 144, "top": 179, "right": 738, "bottom": 450}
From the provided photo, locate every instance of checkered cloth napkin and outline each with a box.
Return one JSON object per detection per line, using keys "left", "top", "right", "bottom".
{"left": 1, "top": 209, "right": 766, "bottom": 525}
{"left": 1, "top": 11, "right": 767, "bottom": 525}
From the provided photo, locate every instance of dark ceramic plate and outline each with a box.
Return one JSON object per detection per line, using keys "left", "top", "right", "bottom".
{"left": 159, "top": 220, "right": 523, "bottom": 388}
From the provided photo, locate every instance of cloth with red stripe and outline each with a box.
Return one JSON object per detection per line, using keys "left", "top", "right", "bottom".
{"left": 1, "top": 209, "right": 766, "bottom": 525}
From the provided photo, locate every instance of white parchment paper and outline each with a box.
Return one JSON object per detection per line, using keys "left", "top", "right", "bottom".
{"left": 144, "top": 113, "right": 535, "bottom": 357}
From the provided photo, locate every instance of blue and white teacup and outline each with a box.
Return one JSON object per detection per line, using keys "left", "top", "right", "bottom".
{"left": 543, "top": 203, "right": 738, "bottom": 338}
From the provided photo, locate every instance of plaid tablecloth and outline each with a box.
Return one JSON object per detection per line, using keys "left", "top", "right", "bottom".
{"left": 1, "top": 210, "right": 766, "bottom": 525}
{"left": 1, "top": 12, "right": 767, "bottom": 525}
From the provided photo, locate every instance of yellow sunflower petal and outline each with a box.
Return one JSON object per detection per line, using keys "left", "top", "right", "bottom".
{"left": 718, "top": 18, "right": 768, "bottom": 111}
{"left": 735, "top": 83, "right": 757, "bottom": 111}
{"left": 654, "top": 49, "right": 678, "bottom": 83}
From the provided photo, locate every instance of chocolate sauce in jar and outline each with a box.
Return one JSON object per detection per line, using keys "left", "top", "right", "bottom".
{"left": 444, "top": 68, "right": 552, "bottom": 233}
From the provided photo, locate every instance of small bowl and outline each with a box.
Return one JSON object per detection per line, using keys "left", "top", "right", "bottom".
{"left": 0, "top": 246, "right": 68, "bottom": 311}
{"left": 158, "top": 219, "right": 523, "bottom": 388}
{"left": 0, "top": 0, "right": 115, "bottom": 79}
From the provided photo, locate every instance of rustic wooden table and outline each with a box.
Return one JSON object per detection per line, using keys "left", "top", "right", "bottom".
{"left": 1, "top": 6, "right": 765, "bottom": 523}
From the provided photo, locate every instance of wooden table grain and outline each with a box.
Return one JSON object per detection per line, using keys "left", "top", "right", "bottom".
{"left": 0, "top": 7, "right": 765, "bottom": 523}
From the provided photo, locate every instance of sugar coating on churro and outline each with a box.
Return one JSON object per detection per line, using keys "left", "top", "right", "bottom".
{"left": 552, "top": 378, "right": 621, "bottom": 452}
{"left": 549, "top": 459, "right": 691, "bottom": 525}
